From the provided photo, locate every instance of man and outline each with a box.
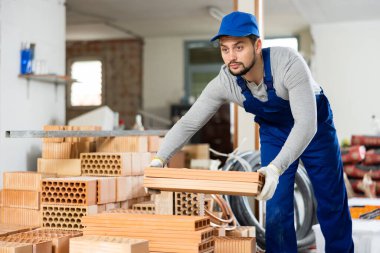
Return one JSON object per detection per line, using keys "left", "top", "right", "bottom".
{"left": 150, "top": 11, "right": 353, "bottom": 253}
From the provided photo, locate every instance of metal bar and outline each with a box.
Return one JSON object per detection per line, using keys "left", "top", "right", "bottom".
{"left": 5, "top": 130, "right": 168, "bottom": 138}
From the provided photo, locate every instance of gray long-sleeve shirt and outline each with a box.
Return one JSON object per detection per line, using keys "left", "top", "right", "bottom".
{"left": 157, "top": 47, "right": 321, "bottom": 172}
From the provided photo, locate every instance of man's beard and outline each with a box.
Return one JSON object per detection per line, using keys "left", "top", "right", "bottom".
{"left": 228, "top": 52, "right": 256, "bottom": 76}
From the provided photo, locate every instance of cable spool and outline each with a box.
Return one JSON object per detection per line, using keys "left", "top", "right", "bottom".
{"left": 219, "top": 150, "right": 317, "bottom": 251}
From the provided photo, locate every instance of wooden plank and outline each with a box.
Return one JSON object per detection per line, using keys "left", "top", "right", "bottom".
{"left": 145, "top": 167, "right": 264, "bottom": 183}
{"left": 144, "top": 177, "right": 262, "bottom": 196}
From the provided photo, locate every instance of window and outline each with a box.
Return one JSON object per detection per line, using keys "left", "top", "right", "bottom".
{"left": 185, "top": 41, "right": 223, "bottom": 102}
{"left": 70, "top": 60, "right": 103, "bottom": 106}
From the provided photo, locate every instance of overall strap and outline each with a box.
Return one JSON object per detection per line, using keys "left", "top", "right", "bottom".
{"left": 236, "top": 75, "right": 250, "bottom": 94}
{"left": 262, "top": 48, "right": 274, "bottom": 90}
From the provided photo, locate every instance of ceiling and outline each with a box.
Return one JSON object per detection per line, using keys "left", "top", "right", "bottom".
{"left": 66, "top": 0, "right": 380, "bottom": 41}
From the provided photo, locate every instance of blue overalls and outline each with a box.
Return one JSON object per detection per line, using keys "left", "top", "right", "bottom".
{"left": 236, "top": 48, "right": 354, "bottom": 253}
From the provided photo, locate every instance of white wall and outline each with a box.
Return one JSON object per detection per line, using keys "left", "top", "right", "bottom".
{"left": 0, "top": 0, "right": 66, "bottom": 184}
{"left": 311, "top": 19, "right": 380, "bottom": 142}
{"left": 143, "top": 35, "right": 210, "bottom": 120}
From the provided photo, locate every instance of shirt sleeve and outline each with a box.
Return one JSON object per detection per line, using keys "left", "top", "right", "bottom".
{"left": 156, "top": 71, "right": 229, "bottom": 164}
{"left": 270, "top": 48, "right": 318, "bottom": 172}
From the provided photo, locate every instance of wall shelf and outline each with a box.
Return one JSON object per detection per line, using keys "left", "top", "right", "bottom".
{"left": 19, "top": 74, "right": 75, "bottom": 84}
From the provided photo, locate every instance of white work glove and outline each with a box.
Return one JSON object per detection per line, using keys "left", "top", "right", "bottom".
{"left": 256, "top": 164, "right": 281, "bottom": 201}
{"left": 147, "top": 157, "right": 164, "bottom": 195}
{"left": 149, "top": 157, "right": 164, "bottom": 168}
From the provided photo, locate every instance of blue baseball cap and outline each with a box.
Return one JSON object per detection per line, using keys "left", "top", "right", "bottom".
{"left": 210, "top": 11, "right": 260, "bottom": 42}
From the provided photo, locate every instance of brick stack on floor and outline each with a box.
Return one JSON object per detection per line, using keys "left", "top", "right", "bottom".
{"left": 81, "top": 213, "right": 214, "bottom": 253}
{"left": 343, "top": 135, "right": 380, "bottom": 198}
{"left": 0, "top": 172, "right": 46, "bottom": 227}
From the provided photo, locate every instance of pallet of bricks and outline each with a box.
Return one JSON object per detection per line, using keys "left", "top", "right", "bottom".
{"left": 0, "top": 171, "right": 82, "bottom": 253}
{"left": 0, "top": 125, "right": 161, "bottom": 252}
{"left": 38, "top": 125, "right": 160, "bottom": 228}
{"left": 343, "top": 135, "right": 380, "bottom": 219}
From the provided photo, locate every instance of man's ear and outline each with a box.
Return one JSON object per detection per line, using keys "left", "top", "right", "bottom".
{"left": 255, "top": 38, "right": 262, "bottom": 53}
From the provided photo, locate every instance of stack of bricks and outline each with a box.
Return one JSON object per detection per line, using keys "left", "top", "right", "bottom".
{"left": 0, "top": 228, "right": 82, "bottom": 253}
{"left": 41, "top": 177, "right": 99, "bottom": 230}
{"left": 343, "top": 136, "right": 380, "bottom": 198}
{"left": 175, "top": 192, "right": 206, "bottom": 216}
{"left": 38, "top": 125, "right": 99, "bottom": 177}
{"left": 144, "top": 167, "right": 264, "bottom": 196}
{"left": 82, "top": 213, "right": 215, "bottom": 253}
{"left": 80, "top": 152, "right": 151, "bottom": 211}
{"left": 0, "top": 172, "right": 47, "bottom": 227}
{"left": 70, "top": 235, "right": 149, "bottom": 253}
{"left": 213, "top": 226, "right": 256, "bottom": 253}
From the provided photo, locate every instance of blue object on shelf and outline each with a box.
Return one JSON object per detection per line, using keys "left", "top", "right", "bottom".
{"left": 20, "top": 48, "right": 32, "bottom": 74}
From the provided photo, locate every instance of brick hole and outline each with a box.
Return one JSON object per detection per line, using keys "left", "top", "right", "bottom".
{"left": 67, "top": 187, "right": 72, "bottom": 193}
{"left": 75, "top": 193, "right": 80, "bottom": 198}
{"left": 68, "top": 224, "right": 73, "bottom": 229}
{"left": 42, "top": 192, "right": 47, "bottom": 197}
{"left": 47, "top": 181, "right": 52, "bottom": 186}
{"left": 75, "top": 182, "right": 80, "bottom": 187}
{"left": 72, "top": 187, "right": 77, "bottom": 192}
{"left": 99, "top": 170, "right": 104, "bottom": 174}
{"left": 99, "top": 160, "right": 104, "bottom": 164}
{"left": 70, "top": 182, "right": 74, "bottom": 187}
{"left": 49, "top": 198, "right": 55, "bottom": 202}
{"left": 94, "top": 160, "right": 99, "bottom": 164}
{"left": 58, "top": 193, "right": 63, "bottom": 198}
{"left": 69, "top": 193, "right": 74, "bottom": 198}
{"left": 78, "top": 188, "right": 83, "bottom": 193}
{"left": 78, "top": 199, "right": 83, "bottom": 204}
{"left": 76, "top": 218, "right": 81, "bottom": 223}
{"left": 53, "top": 182, "right": 58, "bottom": 186}
{"left": 58, "top": 182, "right": 63, "bottom": 187}
{"left": 72, "top": 199, "right": 77, "bottom": 204}
{"left": 67, "top": 199, "right": 72, "bottom": 204}
{"left": 111, "top": 155, "right": 116, "bottom": 159}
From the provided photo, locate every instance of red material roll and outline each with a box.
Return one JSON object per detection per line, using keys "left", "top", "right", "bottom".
{"left": 364, "top": 149, "right": 380, "bottom": 165}
{"left": 341, "top": 145, "right": 366, "bottom": 164}
{"left": 351, "top": 135, "right": 380, "bottom": 147}
{"left": 344, "top": 164, "right": 380, "bottom": 180}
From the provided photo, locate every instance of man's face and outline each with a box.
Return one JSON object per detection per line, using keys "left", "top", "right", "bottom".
{"left": 220, "top": 36, "right": 256, "bottom": 76}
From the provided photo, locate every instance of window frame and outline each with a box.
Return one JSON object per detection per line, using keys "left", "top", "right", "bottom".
{"left": 66, "top": 57, "right": 106, "bottom": 109}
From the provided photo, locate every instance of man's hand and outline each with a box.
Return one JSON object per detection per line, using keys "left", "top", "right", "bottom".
{"left": 256, "top": 164, "right": 281, "bottom": 201}
{"left": 150, "top": 157, "right": 164, "bottom": 168}
{"left": 147, "top": 157, "right": 165, "bottom": 194}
